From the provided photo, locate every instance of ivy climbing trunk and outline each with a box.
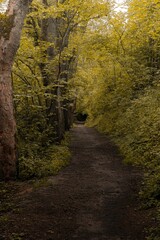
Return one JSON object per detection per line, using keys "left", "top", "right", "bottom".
{"left": 0, "top": 0, "right": 32, "bottom": 180}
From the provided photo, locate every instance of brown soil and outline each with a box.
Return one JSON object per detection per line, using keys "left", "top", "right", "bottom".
{"left": 0, "top": 125, "right": 151, "bottom": 240}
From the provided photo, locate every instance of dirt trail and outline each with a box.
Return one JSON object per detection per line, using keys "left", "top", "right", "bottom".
{"left": 1, "top": 125, "right": 150, "bottom": 240}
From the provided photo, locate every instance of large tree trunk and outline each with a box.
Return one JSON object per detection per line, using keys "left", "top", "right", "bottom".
{"left": 40, "top": 0, "right": 76, "bottom": 141}
{"left": 0, "top": 0, "right": 32, "bottom": 180}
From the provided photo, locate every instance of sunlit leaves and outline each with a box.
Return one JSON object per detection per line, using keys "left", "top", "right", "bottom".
{"left": 74, "top": 0, "right": 160, "bottom": 216}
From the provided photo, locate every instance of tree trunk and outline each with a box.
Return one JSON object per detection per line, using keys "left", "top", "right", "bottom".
{"left": 0, "top": 0, "right": 32, "bottom": 180}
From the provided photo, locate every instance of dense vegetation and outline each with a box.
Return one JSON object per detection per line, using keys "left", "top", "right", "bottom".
{"left": 74, "top": 0, "right": 160, "bottom": 237}
{"left": 9, "top": 0, "right": 109, "bottom": 178}
{"left": 0, "top": 0, "right": 159, "bottom": 238}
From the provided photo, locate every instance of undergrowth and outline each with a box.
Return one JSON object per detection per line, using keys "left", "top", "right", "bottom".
{"left": 86, "top": 86, "right": 160, "bottom": 239}
{"left": 18, "top": 132, "right": 71, "bottom": 179}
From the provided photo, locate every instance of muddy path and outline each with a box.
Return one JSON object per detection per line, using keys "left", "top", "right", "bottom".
{"left": 1, "top": 125, "right": 150, "bottom": 240}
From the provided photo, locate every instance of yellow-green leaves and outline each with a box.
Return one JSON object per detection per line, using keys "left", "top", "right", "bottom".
{"left": 74, "top": 1, "right": 160, "bottom": 223}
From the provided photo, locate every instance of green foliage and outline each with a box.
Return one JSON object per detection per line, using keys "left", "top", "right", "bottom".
{"left": 12, "top": 0, "right": 76, "bottom": 179}
{"left": 18, "top": 132, "right": 71, "bottom": 179}
{"left": 73, "top": 0, "right": 160, "bottom": 238}
{"left": 146, "top": 207, "right": 160, "bottom": 240}
{"left": 11, "top": 0, "right": 110, "bottom": 180}
{"left": 1, "top": 0, "right": 159, "bottom": 237}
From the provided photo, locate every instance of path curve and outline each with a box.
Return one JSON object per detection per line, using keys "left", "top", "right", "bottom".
{"left": 1, "top": 125, "right": 149, "bottom": 240}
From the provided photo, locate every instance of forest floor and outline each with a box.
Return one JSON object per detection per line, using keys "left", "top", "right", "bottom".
{"left": 0, "top": 125, "right": 153, "bottom": 240}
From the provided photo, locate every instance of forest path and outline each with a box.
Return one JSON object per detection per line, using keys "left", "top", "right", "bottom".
{"left": 1, "top": 125, "right": 149, "bottom": 240}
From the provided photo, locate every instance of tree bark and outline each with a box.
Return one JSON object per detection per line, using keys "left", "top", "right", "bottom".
{"left": 0, "top": 0, "right": 32, "bottom": 180}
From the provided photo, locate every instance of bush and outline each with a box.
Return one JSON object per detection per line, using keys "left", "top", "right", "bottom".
{"left": 18, "top": 138, "right": 71, "bottom": 179}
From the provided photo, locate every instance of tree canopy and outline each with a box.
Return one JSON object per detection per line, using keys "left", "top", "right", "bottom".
{"left": 0, "top": 0, "right": 160, "bottom": 236}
